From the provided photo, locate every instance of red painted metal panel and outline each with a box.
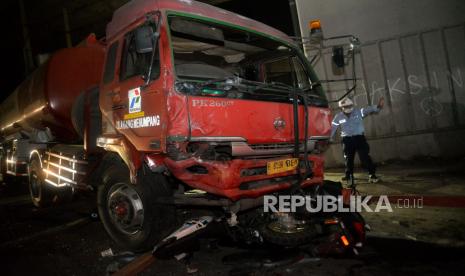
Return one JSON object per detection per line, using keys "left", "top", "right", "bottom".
{"left": 0, "top": 36, "right": 104, "bottom": 142}
{"left": 107, "top": 0, "right": 292, "bottom": 44}
{"left": 45, "top": 42, "right": 105, "bottom": 140}
{"left": 185, "top": 97, "right": 331, "bottom": 143}
{"left": 164, "top": 154, "right": 325, "bottom": 200}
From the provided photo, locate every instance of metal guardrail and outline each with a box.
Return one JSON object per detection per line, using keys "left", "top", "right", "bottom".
{"left": 43, "top": 151, "right": 87, "bottom": 188}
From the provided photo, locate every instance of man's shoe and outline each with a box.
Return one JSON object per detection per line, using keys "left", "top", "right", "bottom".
{"left": 369, "top": 174, "right": 379, "bottom": 183}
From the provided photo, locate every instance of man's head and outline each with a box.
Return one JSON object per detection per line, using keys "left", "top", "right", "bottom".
{"left": 338, "top": 98, "right": 354, "bottom": 114}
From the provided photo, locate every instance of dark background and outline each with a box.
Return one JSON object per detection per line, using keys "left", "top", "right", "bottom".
{"left": 0, "top": 0, "right": 293, "bottom": 102}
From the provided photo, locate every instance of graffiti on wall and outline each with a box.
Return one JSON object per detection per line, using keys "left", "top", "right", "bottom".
{"left": 351, "top": 68, "right": 463, "bottom": 117}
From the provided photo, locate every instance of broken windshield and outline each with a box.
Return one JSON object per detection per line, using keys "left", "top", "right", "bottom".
{"left": 168, "top": 15, "right": 327, "bottom": 106}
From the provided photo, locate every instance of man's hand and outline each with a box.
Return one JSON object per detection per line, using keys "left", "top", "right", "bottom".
{"left": 377, "top": 97, "right": 385, "bottom": 109}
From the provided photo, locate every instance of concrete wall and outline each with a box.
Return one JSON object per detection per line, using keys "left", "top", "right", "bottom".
{"left": 295, "top": 0, "right": 465, "bottom": 43}
{"left": 295, "top": 0, "right": 465, "bottom": 167}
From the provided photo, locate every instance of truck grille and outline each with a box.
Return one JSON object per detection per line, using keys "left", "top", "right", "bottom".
{"left": 249, "top": 143, "right": 296, "bottom": 151}
{"left": 231, "top": 141, "right": 316, "bottom": 157}
{"left": 240, "top": 175, "right": 299, "bottom": 190}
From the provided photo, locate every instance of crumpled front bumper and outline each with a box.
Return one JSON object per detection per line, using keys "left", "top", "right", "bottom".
{"left": 164, "top": 154, "right": 324, "bottom": 201}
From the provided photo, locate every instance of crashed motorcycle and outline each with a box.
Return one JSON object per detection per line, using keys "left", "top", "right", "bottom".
{"left": 152, "top": 180, "right": 366, "bottom": 259}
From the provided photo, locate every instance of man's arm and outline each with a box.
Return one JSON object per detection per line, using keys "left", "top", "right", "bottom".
{"left": 330, "top": 114, "right": 340, "bottom": 142}
{"left": 361, "top": 97, "right": 384, "bottom": 117}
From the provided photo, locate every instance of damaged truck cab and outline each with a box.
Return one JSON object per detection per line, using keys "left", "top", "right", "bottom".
{"left": 1, "top": 0, "right": 360, "bottom": 253}
{"left": 95, "top": 0, "right": 333, "bottom": 250}
{"left": 98, "top": 0, "right": 331, "bottom": 198}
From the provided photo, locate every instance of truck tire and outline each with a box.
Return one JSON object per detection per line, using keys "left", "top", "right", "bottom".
{"left": 97, "top": 164, "right": 176, "bottom": 252}
{"left": 29, "top": 158, "right": 54, "bottom": 207}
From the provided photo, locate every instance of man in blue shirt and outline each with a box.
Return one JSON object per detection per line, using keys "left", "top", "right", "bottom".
{"left": 330, "top": 97, "right": 385, "bottom": 183}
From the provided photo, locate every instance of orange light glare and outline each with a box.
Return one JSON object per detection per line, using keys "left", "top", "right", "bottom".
{"left": 309, "top": 20, "right": 321, "bottom": 31}
{"left": 340, "top": 235, "right": 350, "bottom": 246}
{"left": 324, "top": 218, "right": 339, "bottom": 225}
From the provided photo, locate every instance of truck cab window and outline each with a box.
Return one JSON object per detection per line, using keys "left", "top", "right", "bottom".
{"left": 169, "top": 15, "right": 327, "bottom": 106}
{"left": 292, "top": 57, "right": 311, "bottom": 89}
{"left": 120, "top": 26, "right": 160, "bottom": 81}
{"left": 264, "top": 58, "right": 294, "bottom": 86}
{"left": 263, "top": 57, "right": 311, "bottom": 89}
{"left": 103, "top": 42, "right": 118, "bottom": 84}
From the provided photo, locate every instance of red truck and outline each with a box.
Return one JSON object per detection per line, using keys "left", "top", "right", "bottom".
{"left": 0, "top": 0, "right": 364, "bottom": 253}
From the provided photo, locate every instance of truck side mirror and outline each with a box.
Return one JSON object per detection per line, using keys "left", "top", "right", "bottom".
{"left": 135, "top": 25, "right": 154, "bottom": 54}
{"left": 332, "top": 46, "right": 345, "bottom": 68}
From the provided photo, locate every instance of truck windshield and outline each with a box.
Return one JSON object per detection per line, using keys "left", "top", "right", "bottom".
{"left": 168, "top": 15, "right": 327, "bottom": 106}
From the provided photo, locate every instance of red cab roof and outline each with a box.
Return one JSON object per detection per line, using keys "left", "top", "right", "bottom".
{"left": 107, "top": 0, "right": 293, "bottom": 44}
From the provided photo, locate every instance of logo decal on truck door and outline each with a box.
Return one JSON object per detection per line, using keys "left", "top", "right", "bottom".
{"left": 128, "top": 87, "right": 141, "bottom": 113}
{"left": 116, "top": 115, "right": 161, "bottom": 129}
{"left": 124, "top": 111, "right": 145, "bottom": 120}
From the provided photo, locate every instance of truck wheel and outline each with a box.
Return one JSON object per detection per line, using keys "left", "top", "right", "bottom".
{"left": 98, "top": 164, "right": 176, "bottom": 252}
{"left": 29, "top": 158, "right": 53, "bottom": 207}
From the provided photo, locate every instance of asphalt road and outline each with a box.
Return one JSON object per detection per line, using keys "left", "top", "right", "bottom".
{"left": 1, "top": 160, "right": 465, "bottom": 276}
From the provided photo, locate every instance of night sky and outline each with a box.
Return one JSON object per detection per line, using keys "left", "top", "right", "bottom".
{"left": 0, "top": 0, "right": 293, "bottom": 102}
{"left": 218, "top": 0, "right": 293, "bottom": 35}
{"left": 1, "top": 1, "right": 26, "bottom": 101}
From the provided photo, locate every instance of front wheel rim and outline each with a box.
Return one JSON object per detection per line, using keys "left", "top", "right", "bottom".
{"left": 107, "top": 183, "right": 144, "bottom": 235}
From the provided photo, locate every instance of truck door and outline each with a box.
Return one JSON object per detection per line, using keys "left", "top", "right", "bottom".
{"left": 101, "top": 18, "right": 166, "bottom": 152}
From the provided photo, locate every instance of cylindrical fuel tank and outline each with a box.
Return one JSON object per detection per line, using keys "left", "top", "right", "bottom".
{"left": 0, "top": 35, "right": 105, "bottom": 142}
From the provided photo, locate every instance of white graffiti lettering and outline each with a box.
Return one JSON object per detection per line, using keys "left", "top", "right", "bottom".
{"left": 351, "top": 68, "right": 464, "bottom": 117}
{"left": 388, "top": 78, "right": 405, "bottom": 95}
{"left": 408, "top": 74, "right": 423, "bottom": 95}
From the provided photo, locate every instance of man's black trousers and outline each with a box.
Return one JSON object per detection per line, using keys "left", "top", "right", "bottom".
{"left": 342, "top": 135, "right": 376, "bottom": 177}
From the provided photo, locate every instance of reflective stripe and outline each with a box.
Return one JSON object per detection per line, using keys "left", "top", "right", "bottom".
{"left": 361, "top": 105, "right": 379, "bottom": 117}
